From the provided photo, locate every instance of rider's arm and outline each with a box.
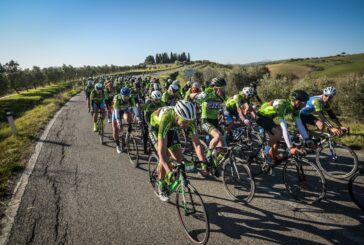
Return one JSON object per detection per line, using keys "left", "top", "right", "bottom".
{"left": 279, "top": 118, "right": 293, "bottom": 149}
{"left": 326, "top": 109, "right": 342, "bottom": 127}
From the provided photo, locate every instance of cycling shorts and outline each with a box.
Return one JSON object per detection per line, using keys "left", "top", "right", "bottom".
{"left": 201, "top": 119, "right": 221, "bottom": 135}
{"left": 150, "top": 129, "right": 181, "bottom": 151}
{"left": 256, "top": 113, "right": 277, "bottom": 135}
{"left": 92, "top": 101, "right": 106, "bottom": 110}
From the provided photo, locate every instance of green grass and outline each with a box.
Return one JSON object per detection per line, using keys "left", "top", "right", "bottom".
{"left": 0, "top": 84, "right": 81, "bottom": 196}
{"left": 283, "top": 53, "right": 364, "bottom": 78}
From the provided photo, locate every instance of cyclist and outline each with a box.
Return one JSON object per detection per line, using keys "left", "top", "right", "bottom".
{"left": 197, "top": 77, "right": 227, "bottom": 167}
{"left": 105, "top": 80, "right": 116, "bottom": 123}
{"left": 162, "top": 83, "right": 181, "bottom": 106}
{"left": 300, "top": 86, "right": 344, "bottom": 136}
{"left": 163, "top": 78, "right": 173, "bottom": 91}
{"left": 181, "top": 80, "right": 192, "bottom": 97}
{"left": 112, "top": 87, "right": 137, "bottom": 154}
{"left": 142, "top": 90, "right": 165, "bottom": 154}
{"left": 184, "top": 82, "right": 202, "bottom": 101}
{"left": 224, "top": 87, "right": 256, "bottom": 139}
{"left": 85, "top": 78, "right": 94, "bottom": 112}
{"left": 90, "top": 82, "right": 106, "bottom": 132}
{"left": 256, "top": 90, "right": 311, "bottom": 164}
{"left": 150, "top": 101, "right": 206, "bottom": 201}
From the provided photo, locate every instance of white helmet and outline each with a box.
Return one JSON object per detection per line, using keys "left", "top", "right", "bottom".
{"left": 323, "top": 86, "right": 336, "bottom": 96}
{"left": 242, "top": 87, "right": 254, "bottom": 98}
{"left": 172, "top": 80, "right": 180, "bottom": 86}
{"left": 174, "top": 100, "right": 196, "bottom": 121}
{"left": 151, "top": 90, "right": 162, "bottom": 100}
{"left": 187, "top": 80, "right": 192, "bottom": 86}
{"left": 169, "top": 83, "right": 179, "bottom": 92}
{"left": 153, "top": 83, "right": 161, "bottom": 91}
{"left": 192, "top": 82, "right": 201, "bottom": 89}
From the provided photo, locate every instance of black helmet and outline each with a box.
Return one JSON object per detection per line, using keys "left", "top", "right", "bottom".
{"left": 291, "top": 90, "right": 309, "bottom": 102}
{"left": 210, "top": 77, "right": 226, "bottom": 87}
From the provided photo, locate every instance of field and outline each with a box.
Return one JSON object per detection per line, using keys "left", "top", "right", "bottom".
{"left": 268, "top": 53, "right": 364, "bottom": 78}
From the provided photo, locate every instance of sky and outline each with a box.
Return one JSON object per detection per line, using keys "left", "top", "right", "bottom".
{"left": 0, "top": 0, "right": 363, "bottom": 68}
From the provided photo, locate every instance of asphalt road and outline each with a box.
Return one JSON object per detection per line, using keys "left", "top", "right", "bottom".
{"left": 6, "top": 93, "right": 364, "bottom": 244}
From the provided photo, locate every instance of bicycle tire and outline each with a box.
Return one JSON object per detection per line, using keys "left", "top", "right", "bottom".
{"left": 222, "top": 157, "right": 255, "bottom": 203}
{"left": 176, "top": 183, "right": 210, "bottom": 244}
{"left": 283, "top": 158, "right": 326, "bottom": 204}
{"left": 348, "top": 170, "right": 364, "bottom": 212}
{"left": 316, "top": 142, "right": 358, "bottom": 179}
{"left": 126, "top": 133, "right": 139, "bottom": 167}
{"left": 148, "top": 154, "right": 159, "bottom": 197}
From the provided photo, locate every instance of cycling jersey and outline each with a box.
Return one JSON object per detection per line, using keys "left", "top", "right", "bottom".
{"left": 199, "top": 88, "right": 225, "bottom": 120}
{"left": 258, "top": 99, "right": 299, "bottom": 120}
{"left": 161, "top": 92, "right": 180, "bottom": 106}
{"left": 150, "top": 107, "right": 196, "bottom": 140}
{"left": 90, "top": 89, "right": 106, "bottom": 104}
{"left": 300, "top": 95, "right": 332, "bottom": 115}
{"left": 113, "top": 94, "right": 136, "bottom": 111}
{"left": 85, "top": 85, "right": 94, "bottom": 97}
{"left": 225, "top": 93, "right": 250, "bottom": 112}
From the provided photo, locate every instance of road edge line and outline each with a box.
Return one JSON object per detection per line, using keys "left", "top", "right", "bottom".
{"left": 0, "top": 95, "right": 78, "bottom": 245}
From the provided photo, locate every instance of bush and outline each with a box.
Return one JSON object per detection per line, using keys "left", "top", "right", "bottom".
{"left": 258, "top": 74, "right": 292, "bottom": 101}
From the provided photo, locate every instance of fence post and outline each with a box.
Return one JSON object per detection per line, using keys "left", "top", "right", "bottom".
{"left": 5, "top": 111, "right": 17, "bottom": 135}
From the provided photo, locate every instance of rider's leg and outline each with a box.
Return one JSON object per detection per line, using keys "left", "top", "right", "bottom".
{"left": 269, "top": 126, "right": 282, "bottom": 159}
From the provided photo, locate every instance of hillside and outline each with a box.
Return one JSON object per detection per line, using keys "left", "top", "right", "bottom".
{"left": 267, "top": 53, "right": 364, "bottom": 79}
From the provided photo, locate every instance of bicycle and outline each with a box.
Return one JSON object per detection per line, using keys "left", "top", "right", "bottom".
{"left": 95, "top": 110, "right": 104, "bottom": 145}
{"left": 148, "top": 154, "right": 210, "bottom": 244}
{"left": 348, "top": 169, "right": 364, "bottom": 212}
{"left": 243, "top": 129, "right": 327, "bottom": 204}
{"left": 118, "top": 123, "right": 139, "bottom": 167}
{"left": 315, "top": 128, "right": 358, "bottom": 179}
{"left": 193, "top": 141, "right": 255, "bottom": 204}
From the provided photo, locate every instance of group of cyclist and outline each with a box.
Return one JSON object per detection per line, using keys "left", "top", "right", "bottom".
{"left": 83, "top": 74, "right": 345, "bottom": 201}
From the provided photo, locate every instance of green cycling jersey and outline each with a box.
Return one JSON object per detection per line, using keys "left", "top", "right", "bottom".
{"left": 113, "top": 94, "right": 136, "bottom": 111}
{"left": 90, "top": 89, "right": 107, "bottom": 103}
{"left": 150, "top": 107, "right": 196, "bottom": 139}
{"left": 225, "top": 93, "right": 250, "bottom": 112}
{"left": 198, "top": 87, "right": 225, "bottom": 120}
{"left": 258, "top": 99, "right": 299, "bottom": 120}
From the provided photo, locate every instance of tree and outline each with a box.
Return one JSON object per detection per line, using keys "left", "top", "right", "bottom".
{"left": 144, "top": 55, "right": 155, "bottom": 65}
{"left": 4, "top": 60, "right": 23, "bottom": 93}
{"left": 187, "top": 53, "right": 191, "bottom": 63}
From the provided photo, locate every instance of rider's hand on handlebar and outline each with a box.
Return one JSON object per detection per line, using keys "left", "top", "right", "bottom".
{"left": 289, "top": 147, "right": 305, "bottom": 155}
{"left": 330, "top": 127, "right": 342, "bottom": 136}
{"left": 243, "top": 119, "right": 251, "bottom": 126}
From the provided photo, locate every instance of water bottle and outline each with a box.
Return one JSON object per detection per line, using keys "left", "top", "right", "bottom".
{"left": 169, "top": 179, "right": 181, "bottom": 193}
{"left": 184, "top": 161, "right": 195, "bottom": 172}
{"left": 205, "top": 134, "right": 210, "bottom": 143}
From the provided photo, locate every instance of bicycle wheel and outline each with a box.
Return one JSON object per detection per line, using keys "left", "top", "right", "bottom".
{"left": 126, "top": 133, "right": 139, "bottom": 167}
{"left": 98, "top": 118, "right": 104, "bottom": 145}
{"left": 222, "top": 157, "right": 255, "bottom": 203}
{"left": 283, "top": 158, "right": 326, "bottom": 204}
{"left": 348, "top": 170, "right": 364, "bottom": 212}
{"left": 148, "top": 154, "right": 159, "bottom": 196}
{"left": 176, "top": 183, "right": 210, "bottom": 244}
{"left": 239, "top": 131, "right": 263, "bottom": 159}
{"left": 316, "top": 142, "right": 358, "bottom": 179}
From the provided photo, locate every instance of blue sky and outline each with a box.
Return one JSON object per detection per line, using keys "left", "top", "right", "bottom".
{"left": 0, "top": 0, "right": 363, "bottom": 68}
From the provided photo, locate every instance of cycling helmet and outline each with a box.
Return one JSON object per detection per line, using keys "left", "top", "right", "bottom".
{"left": 210, "top": 77, "right": 227, "bottom": 87}
{"left": 242, "top": 87, "right": 255, "bottom": 98}
{"left": 186, "top": 80, "right": 192, "bottom": 86}
{"left": 291, "top": 90, "right": 309, "bottom": 102}
{"left": 172, "top": 80, "right": 180, "bottom": 86}
{"left": 323, "top": 86, "right": 336, "bottom": 96}
{"left": 153, "top": 83, "right": 161, "bottom": 91}
{"left": 120, "top": 87, "right": 131, "bottom": 96}
{"left": 95, "top": 83, "right": 103, "bottom": 91}
{"left": 167, "top": 78, "right": 172, "bottom": 83}
{"left": 174, "top": 100, "right": 196, "bottom": 121}
{"left": 151, "top": 90, "right": 162, "bottom": 100}
{"left": 169, "top": 84, "right": 179, "bottom": 92}
{"left": 192, "top": 82, "right": 201, "bottom": 89}
{"left": 87, "top": 80, "right": 94, "bottom": 86}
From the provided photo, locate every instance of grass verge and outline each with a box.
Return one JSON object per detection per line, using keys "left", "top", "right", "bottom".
{"left": 0, "top": 83, "right": 81, "bottom": 197}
